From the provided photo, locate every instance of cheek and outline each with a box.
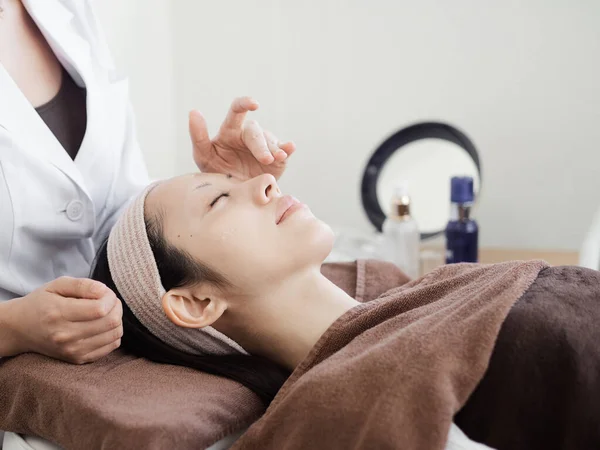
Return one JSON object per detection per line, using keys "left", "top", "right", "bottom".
{"left": 217, "top": 226, "right": 238, "bottom": 242}
{"left": 202, "top": 209, "right": 332, "bottom": 285}
{"left": 204, "top": 220, "right": 243, "bottom": 257}
{"left": 202, "top": 213, "right": 267, "bottom": 275}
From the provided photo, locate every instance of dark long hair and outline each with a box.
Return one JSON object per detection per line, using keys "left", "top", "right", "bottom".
{"left": 91, "top": 212, "right": 290, "bottom": 406}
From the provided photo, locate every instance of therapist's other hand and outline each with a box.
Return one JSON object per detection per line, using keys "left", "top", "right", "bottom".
{"left": 190, "top": 96, "right": 296, "bottom": 180}
{"left": 5, "top": 277, "right": 123, "bottom": 364}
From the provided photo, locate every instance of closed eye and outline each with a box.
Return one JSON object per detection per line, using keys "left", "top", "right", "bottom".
{"left": 210, "top": 192, "right": 230, "bottom": 208}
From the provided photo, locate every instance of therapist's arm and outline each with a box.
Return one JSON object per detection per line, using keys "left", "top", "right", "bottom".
{"left": 0, "top": 277, "right": 122, "bottom": 362}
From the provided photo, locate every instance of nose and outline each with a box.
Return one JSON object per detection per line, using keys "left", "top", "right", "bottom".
{"left": 247, "top": 174, "right": 281, "bottom": 205}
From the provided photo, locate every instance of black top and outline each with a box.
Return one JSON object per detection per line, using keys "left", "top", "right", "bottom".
{"left": 35, "top": 68, "right": 87, "bottom": 160}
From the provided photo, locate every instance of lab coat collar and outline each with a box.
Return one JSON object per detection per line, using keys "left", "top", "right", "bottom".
{"left": 0, "top": 0, "right": 98, "bottom": 200}
{"left": 0, "top": 66, "right": 90, "bottom": 199}
{"left": 22, "top": 0, "right": 96, "bottom": 86}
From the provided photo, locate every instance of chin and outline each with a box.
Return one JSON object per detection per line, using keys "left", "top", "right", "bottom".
{"left": 309, "top": 220, "right": 335, "bottom": 263}
{"left": 285, "top": 217, "right": 334, "bottom": 268}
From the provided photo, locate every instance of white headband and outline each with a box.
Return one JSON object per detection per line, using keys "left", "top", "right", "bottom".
{"left": 107, "top": 183, "right": 248, "bottom": 356}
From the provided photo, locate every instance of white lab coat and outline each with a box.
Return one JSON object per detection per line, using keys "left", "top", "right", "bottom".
{"left": 0, "top": 0, "right": 149, "bottom": 302}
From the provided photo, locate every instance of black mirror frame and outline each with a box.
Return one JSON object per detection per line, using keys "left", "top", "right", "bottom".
{"left": 360, "top": 122, "right": 482, "bottom": 239}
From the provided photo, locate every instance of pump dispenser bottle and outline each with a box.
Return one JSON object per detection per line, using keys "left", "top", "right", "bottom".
{"left": 382, "top": 181, "right": 420, "bottom": 279}
{"left": 445, "top": 176, "right": 478, "bottom": 263}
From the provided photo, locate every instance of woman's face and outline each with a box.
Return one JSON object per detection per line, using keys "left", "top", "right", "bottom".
{"left": 145, "top": 173, "right": 334, "bottom": 294}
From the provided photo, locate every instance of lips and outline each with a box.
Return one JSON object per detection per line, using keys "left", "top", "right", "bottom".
{"left": 276, "top": 195, "right": 301, "bottom": 224}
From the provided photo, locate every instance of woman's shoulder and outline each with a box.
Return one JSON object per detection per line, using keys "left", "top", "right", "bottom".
{"left": 321, "top": 259, "right": 411, "bottom": 303}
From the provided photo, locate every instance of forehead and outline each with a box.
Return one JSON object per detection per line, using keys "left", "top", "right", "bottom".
{"left": 144, "top": 172, "right": 234, "bottom": 217}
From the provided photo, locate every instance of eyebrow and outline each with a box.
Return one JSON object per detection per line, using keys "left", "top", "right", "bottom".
{"left": 194, "top": 173, "right": 233, "bottom": 190}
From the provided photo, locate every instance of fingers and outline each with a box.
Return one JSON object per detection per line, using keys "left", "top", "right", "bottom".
{"left": 278, "top": 140, "right": 296, "bottom": 157}
{"left": 264, "top": 130, "right": 288, "bottom": 162}
{"left": 189, "top": 110, "right": 211, "bottom": 166}
{"left": 48, "top": 276, "right": 110, "bottom": 300}
{"left": 191, "top": 96, "right": 296, "bottom": 169}
{"left": 242, "top": 123, "right": 296, "bottom": 165}
{"left": 243, "top": 120, "right": 274, "bottom": 164}
{"left": 68, "top": 299, "right": 123, "bottom": 339}
{"left": 60, "top": 291, "right": 119, "bottom": 322}
{"left": 52, "top": 299, "right": 122, "bottom": 364}
{"left": 74, "top": 338, "right": 122, "bottom": 365}
{"left": 73, "top": 323, "right": 124, "bottom": 363}
{"left": 222, "top": 96, "right": 259, "bottom": 131}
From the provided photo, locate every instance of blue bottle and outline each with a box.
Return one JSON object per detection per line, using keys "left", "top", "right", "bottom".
{"left": 445, "top": 177, "right": 478, "bottom": 263}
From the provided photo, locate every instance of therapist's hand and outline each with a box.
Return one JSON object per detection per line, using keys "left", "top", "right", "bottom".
{"left": 1, "top": 277, "right": 123, "bottom": 364}
{"left": 190, "top": 96, "right": 296, "bottom": 180}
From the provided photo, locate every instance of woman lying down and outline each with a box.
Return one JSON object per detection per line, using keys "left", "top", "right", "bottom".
{"left": 92, "top": 172, "right": 600, "bottom": 450}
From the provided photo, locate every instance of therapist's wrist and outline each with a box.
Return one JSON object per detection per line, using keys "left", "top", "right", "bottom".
{"left": 0, "top": 298, "right": 26, "bottom": 357}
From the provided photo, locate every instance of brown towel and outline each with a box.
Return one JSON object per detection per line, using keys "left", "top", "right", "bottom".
{"left": 0, "top": 260, "right": 406, "bottom": 450}
{"left": 322, "top": 259, "right": 412, "bottom": 303}
{"left": 230, "top": 260, "right": 547, "bottom": 450}
{"left": 455, "top": 265, "right": 600, "bottom": 449}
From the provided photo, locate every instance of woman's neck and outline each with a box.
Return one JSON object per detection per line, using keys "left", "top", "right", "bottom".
{"left": 218, "top": 266, "right": 361, "bottom": 371}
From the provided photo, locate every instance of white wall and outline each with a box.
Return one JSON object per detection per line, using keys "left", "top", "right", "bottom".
{"left": 103, "top": 0, "right": 600, "bottom": 251}
{"left": 93, "top": 0, "right": 177, "bottom": 179}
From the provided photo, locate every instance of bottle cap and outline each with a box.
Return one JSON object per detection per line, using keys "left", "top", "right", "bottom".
{"left": 450, "top": 176, "right": 474, "bottom": 203}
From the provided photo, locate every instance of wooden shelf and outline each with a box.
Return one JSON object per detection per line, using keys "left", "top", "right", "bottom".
{"left": 419, "top": 246, "right": 579, "bottom": 276}
{"left": 478, "top": 248, "right": 579, "bottom": 266}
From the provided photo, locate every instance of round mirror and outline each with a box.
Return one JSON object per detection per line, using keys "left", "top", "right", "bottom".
{"left": 361, "top": 122, "right": 482, "bottom": 239}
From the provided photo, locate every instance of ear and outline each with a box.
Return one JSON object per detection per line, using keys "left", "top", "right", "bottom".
{"left": 161, "top": 286, "right": 227, "bottom": 329}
